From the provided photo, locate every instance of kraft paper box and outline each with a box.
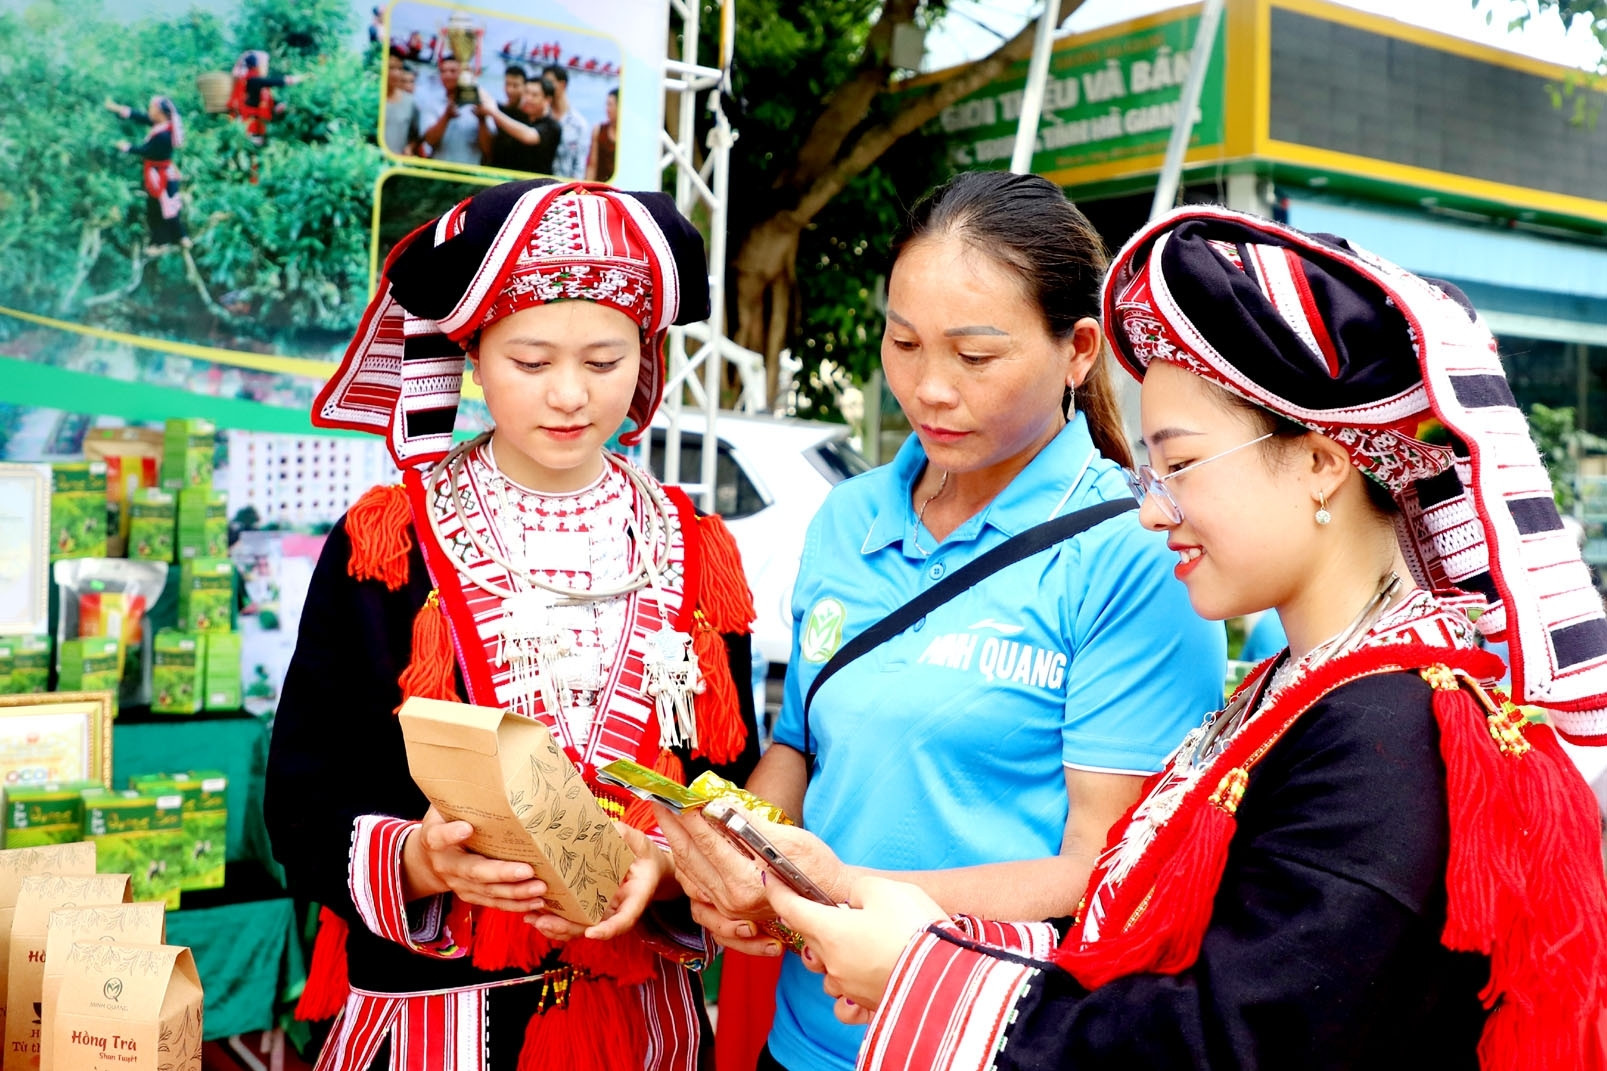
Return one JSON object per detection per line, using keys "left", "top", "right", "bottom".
{"left": 399, "top": 697, "right": 635, "bottom": 925}
{"left": 0, "top": 845, "right": 96, "bottom": 1048}
{"left": 40, "top": 905, "right": 165, "bottom": 1071}
{"left": 176, "top": 561, "right": 232, "bottom": 635}
{"left": 125, "top": 492, "right": 173, "bottom": 565}
{"left": 149, "top": 634, "right": 203, "bottom": 716}
{"left": 124, "top": 775, "right": 224, "bottom": 894}
{"left": 81, "top": 797, "right": 181, "bottom": 910}
{"left": 159, "top": 419, "right": 213, "bottom": 492}
{"left": 3, "top": 785, "right": 104, "bottom": 850}
{"left": 6, "top": 875, "right": 133, "bottom": 1071}
{"left": 49, "top": 466, "right": 108, "bottom": 564}
{"left": 51, "top": 943, "right": 200, "bottom": 1071}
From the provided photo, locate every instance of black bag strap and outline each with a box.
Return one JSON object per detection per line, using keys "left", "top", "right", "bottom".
{"left": 800, "top": 497, "right": 1136, "bottom": 759}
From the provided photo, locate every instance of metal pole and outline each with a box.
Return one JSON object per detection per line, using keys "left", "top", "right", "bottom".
{"left": 1149, "top": 0, "right": 1226, "bottom": 219}
{"left": 699, "top": 0, "right": 736, "bottom": 513}
{"left": 1009, "top": 0, "right": 1059, "bottom": 174}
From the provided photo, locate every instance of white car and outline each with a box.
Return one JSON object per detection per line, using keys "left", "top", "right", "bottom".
{"left": 641, "top": 412, "right": 870, "bottom": 666}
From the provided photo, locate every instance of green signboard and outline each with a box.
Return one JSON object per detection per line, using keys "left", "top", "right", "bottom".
{"left": 937, "top": 13, "right": 1226, "bottom": 181}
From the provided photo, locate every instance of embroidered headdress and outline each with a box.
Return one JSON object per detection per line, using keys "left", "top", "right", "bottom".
{"left": 313, "top": 179, "right": 710, "bottom": 467}
{"left": 1104, "top": 206, "right": 1607, "bottom": 745}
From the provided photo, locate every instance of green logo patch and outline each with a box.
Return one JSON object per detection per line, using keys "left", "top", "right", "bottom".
{"left": 800, "top": 598, "right": 847, "bottom": 663}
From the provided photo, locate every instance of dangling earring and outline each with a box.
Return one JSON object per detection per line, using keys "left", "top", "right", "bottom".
{"left": 1314, "top": 490, "right": 1332, "bottom": 526}
{"left": 1064, "top": 384, "right": 1076, "bottom": 422}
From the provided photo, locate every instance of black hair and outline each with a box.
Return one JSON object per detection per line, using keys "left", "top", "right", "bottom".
{"left": 531, "top": 76, "right": 556, "bottom": 100}
{"left": 544, "top": 65, "right": 568, "bottom": 84}
{"left": 892, "top": 170, "right": 1130, "bottom": 468}
{"left": 607, "top": 88, "right": 618, "bottom": 99}
{"left": 504, "top": 64, "right": 527, "bottom": 81}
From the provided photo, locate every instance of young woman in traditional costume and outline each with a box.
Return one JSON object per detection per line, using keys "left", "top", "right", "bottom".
{"left": 265, "top": 179, "right": 760, "bottom": 1071}
{"left": 104, "top": 95, "right": 186, "bottom": 250}
{"left": 689, "top": 206, "right": 1607, "bottom": 1069}
{"left": 659, "top": 172, "right": 1226, "bottom": 1071}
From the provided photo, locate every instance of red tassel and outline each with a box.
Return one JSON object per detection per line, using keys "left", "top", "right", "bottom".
{"left": 345, "top": 485, "right": 413, "bottom": 591}
{"left": 1426, "top": 670, "right": 1607, "bottom": 1071}
{"left": 692, "top": 615, "right": 745, "bottom": 764}
{"left": 395, "top": 593, "right": 460, "bottom": 711}
{"left": 624, "top": 749, "right": 684, "bottom": 832}
{"left": 1057, "top": 768, "right": 1247, "bottom": 990}
{"left": 560, "top": 932, "right": 657, "bottom": 987}
{"left": 515, "top": 975, "right": 646, "bottom": 1071}
{"left": 294, "top": 907, "right": 349, "bottom": 1022}
{"left": 471, "top": 908, "right": 555, "bottom": 972}
{"left": 695, "top": 515, "right": 756, "bottom": 634}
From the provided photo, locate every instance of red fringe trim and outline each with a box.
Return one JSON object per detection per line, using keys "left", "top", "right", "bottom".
{"left": 394, "top": 595, "right": 460, "bottom": 711}
{"left": 695, "top": 515, "right": 756, "bottom": 634}
{"left": 345, "top": 485, "right": 413, "bottom": 591}
{"left": 294, "top": 908, "right": 349, "bottom": 1022}
{"left": 471, "top": 908, "right": 555, "bottom": 971}
{"left": 515, "top": 973, "right": 647, "bottom": 1071}
{"left": 692, "top": 616, "right": 745, "bottom": 764}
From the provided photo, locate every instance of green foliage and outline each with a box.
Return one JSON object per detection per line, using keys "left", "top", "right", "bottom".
{"left": 0, "top": 0, "right": 382, "bottom": 358}
{"left": 1529, "top": 401, "right": 1580, "bottom": 510}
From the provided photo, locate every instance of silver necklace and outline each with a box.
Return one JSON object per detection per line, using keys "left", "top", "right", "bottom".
{"left": 911, "top": 469, "right": 950, "bottom": 557}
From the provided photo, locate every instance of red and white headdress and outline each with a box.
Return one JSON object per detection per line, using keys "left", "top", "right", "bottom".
{"left": 1104, "top": 206, "right": 1607, "bottom": 744}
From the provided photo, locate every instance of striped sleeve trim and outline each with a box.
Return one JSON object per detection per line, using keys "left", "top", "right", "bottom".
{"left": 946, "top": 917, "right": 1060, "bottom": 959}
{"left": 349, "top": 816, "right": 465, "bottom": 958}
{"left": 859, "top": 928, "right": 1041, "bottom": 1071}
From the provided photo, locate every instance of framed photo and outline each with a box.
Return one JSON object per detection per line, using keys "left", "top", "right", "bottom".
{"left": 0, "top": 693, "right": 114, "bottom": 787}
{"left": 0, "top": 463, "right": 50, "bottom": 636}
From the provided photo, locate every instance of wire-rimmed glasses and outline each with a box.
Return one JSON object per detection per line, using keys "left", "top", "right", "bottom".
{"left": 1124, "top": 432, "right": 1276, "bottom": 524}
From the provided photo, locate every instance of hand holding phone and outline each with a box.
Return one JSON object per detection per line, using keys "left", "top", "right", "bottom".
{"left": 701, "top": 798, "right": 838, "bottom": 906}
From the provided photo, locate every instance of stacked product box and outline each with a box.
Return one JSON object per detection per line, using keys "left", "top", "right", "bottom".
{"left": 81, "top": 789, "right": 185, "bottom": 908}
{"left": 2, "top": 782, "right": 106, "bottom": 848}
{"left": 127, "top": 771, "right": 227, "bottom": 895}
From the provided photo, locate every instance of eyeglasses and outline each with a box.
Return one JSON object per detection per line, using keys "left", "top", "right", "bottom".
{"left": 1124, "top": 432, "right": 1276, "bottom": 524}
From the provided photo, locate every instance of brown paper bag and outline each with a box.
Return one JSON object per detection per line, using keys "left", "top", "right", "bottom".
{"left": 0, "top": 847, "right": 96, "bottom": 1046}
{"left": 51, "top": 944, "right": 200, "bottom": 1071}
{"left": 399, "top": 697, "right": 636, "bottom": 924}
{"left": 39, "top": 906, "right": 165, "bottom": 1071}
{"left": 5, "top": 876, "right": 134, "bottom": 1071}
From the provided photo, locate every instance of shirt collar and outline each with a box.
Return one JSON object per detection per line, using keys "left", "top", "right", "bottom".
{"left": 860, "top": 415, "right": 1104, "bottom": 557}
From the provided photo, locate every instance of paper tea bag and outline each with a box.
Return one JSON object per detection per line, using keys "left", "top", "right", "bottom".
{"left": 0, "top": 847, "right": 96, "bottom": 1044}
{"left": 51, "top": 944, "right": 200, "bottom": 1071}
{"left": 39, "top": 905, "right": 166, "bottom": 1071}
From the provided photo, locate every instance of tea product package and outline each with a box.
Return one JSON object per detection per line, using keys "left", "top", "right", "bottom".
{"left": 54, "top": 641, "right": 120, "bottom": 700}
{"left": 39, "top": 905, "right": 166, "bottom": 1071}
{"left": 5, "top": 874, "right": 133, "bottom": 1071}
{"left": 176, "top": 561, "right": 232, "bottom": 635}
{"left": 172, "top": 492, "right": 224, "bottom": 564}
{"left": 1, "top": 641, "right": 47, "bottom": 697}
{"left": 159, "top": 419, "right": 214, "bottom": 492}
{"left": 51, "top": 943, "right": 200, "bottom": 1071}
{"left": 3, "top": 784, "right": 104, "bottom": 850}
{"left": 149, "top": 635, "right": 204, "bottom": 716}
{"left": 48, "top": 466, "right": 107, "bottom": 564}
{"left": 200, "top": 635, "right": 239, "bottom": 712}
{"left": 399, "top": 697, "right": 635, "bottom": 925}
{"left": 83, "top": 430, "right": 162, "bottom": 559}
{"left": 0, "top": 845, "right": 96, "bottom": 1046}
{"left": 124, "top": 775, "right": 224, "bottom": 894}
{"left": 80, "top": 796, "right": 182, "bottom": 909}
{"left": 125, "top": 492, "right": 174, "bottom": 565}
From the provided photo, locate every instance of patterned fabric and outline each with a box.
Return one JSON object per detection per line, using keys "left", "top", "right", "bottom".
{"left": 313, "top": 180, "right": 710, "bottom": 468}
{"left": 1104, "top": 206, "right": 1607, "bottom": 744}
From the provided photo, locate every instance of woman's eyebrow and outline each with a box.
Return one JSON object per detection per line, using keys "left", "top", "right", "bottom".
{"left": 1141, "top": 427, "right": 1204, "bottom": 448}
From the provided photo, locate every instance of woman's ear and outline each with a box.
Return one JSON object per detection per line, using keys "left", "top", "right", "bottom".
{"left": 467, "top": 351, "right": 482, "bottom": 388}
{"left": 1307, "top": 433, "right": 1353, "bottom": 502}
{"left": 1064, "top": 315, "right": 1103, "bottom": 390}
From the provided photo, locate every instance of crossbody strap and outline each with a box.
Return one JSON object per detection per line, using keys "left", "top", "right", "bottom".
{"left": 800, "top": 497, "right": 1136, "bottom": 759}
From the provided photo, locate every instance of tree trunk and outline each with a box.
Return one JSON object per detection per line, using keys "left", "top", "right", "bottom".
{"left": 732, "top": 214, "right": 804, "bottom": 404}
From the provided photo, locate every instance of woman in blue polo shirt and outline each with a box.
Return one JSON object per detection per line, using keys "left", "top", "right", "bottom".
{"left": 661, "top": 171, "right": 1225, "bottom": 1071}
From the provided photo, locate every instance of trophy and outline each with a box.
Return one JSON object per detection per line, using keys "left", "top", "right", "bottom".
{"left": 442, "top": 13, "right": 483, "bottom": 107}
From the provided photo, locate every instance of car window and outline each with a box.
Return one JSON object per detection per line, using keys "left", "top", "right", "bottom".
{"left": 806, "top": 439, "right": 870, "bottom": 484}
{"left": 645, "top": 429, "right": 770, "bottom": 520}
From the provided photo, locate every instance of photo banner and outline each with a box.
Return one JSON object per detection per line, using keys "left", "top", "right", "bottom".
{"left": 0, "top": 0, "right": 670, "bottom": 454}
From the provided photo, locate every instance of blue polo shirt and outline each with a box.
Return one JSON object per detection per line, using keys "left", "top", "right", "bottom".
{"left": 767, "top": 416, "right": 1226, "bottom": 1071}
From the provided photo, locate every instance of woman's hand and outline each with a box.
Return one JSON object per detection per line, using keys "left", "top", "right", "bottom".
{"left": 654, "top": 803, "right": 850, "bottom": 954}
{"left": 103, "top": 97, "right": 124, "bottom": 114}
{"left": 528, "top": 823, "right": 673, "bottom": 942}
{"left": 477, "top": 86, "right": 500, "bottom": 114}
{"left": 114, "top": 141, "right": 132, "bottom": 153}
{"left": 400, "top": 806, "right": 549, "bottom": 912}
{"left": 765, "top": 875, "right": 947, "bottom": 1024}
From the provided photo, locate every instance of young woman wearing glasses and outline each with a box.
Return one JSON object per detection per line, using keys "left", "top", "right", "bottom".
{"left": 672, "top": 207, "right": 1607, "bottom": 1071}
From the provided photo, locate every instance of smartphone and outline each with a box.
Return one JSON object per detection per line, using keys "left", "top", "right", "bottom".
{"left": 701, "top": 797, "right": 837, "bottom": 906}
{"left": 595, "top": 759, "right": 705, "bottom": 812}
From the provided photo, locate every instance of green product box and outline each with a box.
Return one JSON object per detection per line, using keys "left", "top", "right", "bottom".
{"left": 179, "top": 557, "right": 235, "bottom": 633}
{"left": 161, "top": 417, "right": 215, "bottom": 491}
{"left": 128, "top": 487, "right": 176, "bottom": 562}
{"left": 49, "top": 462, "right": 108, "bottom": 561}
{"left": 202, "top": 631, "right": 241, "bottom": 710}
{"left": 0, "top": 642, "right": 11, "bottom": 694}
{"left": 56, "top": 637, "right": 122, "bottom": 696}
{"left": 3, "top": 780, "right": 105, "bottom": 848}
{"left": 205, "top": 491, "right": 229, "bottom": 557}
{"left": 176, "top": 487, "right": 208, "bottom": 561}
{"left": 82, "top": 789, "right": 185, "bottom": 908}
{"left": 151, "top": 630, "right": 205, "bottom": 714}
{"left": 128, "top": 770, "right": 226, "bottom": 892}
{"left": 5, "top": 636, "right": 49, "bottom": 694}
